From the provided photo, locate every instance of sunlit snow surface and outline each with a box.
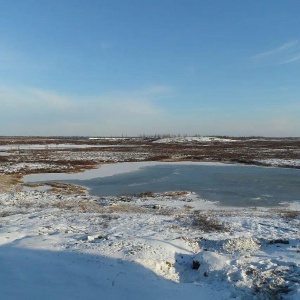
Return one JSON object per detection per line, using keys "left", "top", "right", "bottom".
{"left": 153, "top": 136, "right": 237, "bottom": 143}
{"left": 2, "top": 161, "right": 300, "bottom": 299}
{"left": 0, "top": 189, "right": 299, "bottom": 299}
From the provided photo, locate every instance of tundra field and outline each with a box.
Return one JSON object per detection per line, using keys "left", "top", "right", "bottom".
{"left": 0, "top": 136, "right": 299, "bottom": 300}
{"left": 0, "top": 136, "right": 300, "bottom": 175}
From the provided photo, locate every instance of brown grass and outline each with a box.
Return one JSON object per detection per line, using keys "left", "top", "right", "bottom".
{"left": 136, "top": 190, "right": 188, "bottom": 198}
{"left": 270, "top": 209, "right": 300, "bottom": 220}
{"left": 107, "top": 204, "right": 150, "bottom": 214}
{"left": 45, "top": 182, "right": 87, "bottom": 195}
{"left": 52, "top": 200, "right": 150, "bottom": 215}
{"left": 161, "top": 191, "right": 189, "bottom": 197}
{"left": 136, "top": 191, "right": 156, "bottom": 198}
{"left": 191, "top": 213, "right": 227, "bottom": 232}
{"left": 178, "top": 211, "right": 229, "bottom": 232}
{"left": 2, "top": 136, "right": 300, "bottom": 165}
{"left": 0, "top": 174, "right": 23, "bottom": 192}
{"left": 53, "top": 200, "right": 104, "bottom": 212}
{"left": 23, "top": 182, "right": 87, "bottom": 195}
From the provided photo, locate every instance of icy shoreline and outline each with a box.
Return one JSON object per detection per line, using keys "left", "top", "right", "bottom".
{"left": 22, "top": 161, "right": 300, "bottom": 211}
{"left": 23, "top": 161, "right": 227, "bottom": 182}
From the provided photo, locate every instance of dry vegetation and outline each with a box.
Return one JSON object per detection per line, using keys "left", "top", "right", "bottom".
{"left": 0, "top": 174, "right": 23, "bottom": 192}
{"left": 0, "top": 136, "right": 299, "bottom": 176}
{"left": 53, "top": 199, "right": 173, "bottom": 215}
{"left": 178, "top": 210, "right": 229, "bottom": 232}
{"left": 271, "top": 208, "right": 300, "bottom": 220}
{"left": 136, "top": 191, "right": 189, "bottom": 198}
{"left": 23, "top": 182, "right": 87, "bottom": 195}
{"left": 45, "top": 182, "right": 87, "bottom": 195}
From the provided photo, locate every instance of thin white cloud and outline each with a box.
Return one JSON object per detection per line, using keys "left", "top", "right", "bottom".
{"left": 0, "top": 45, "right": 50, "bottom": 72}
{"left": 252, "top": 40, "right": 299, "bottom": 59}
{"left": 279, "top": 54, "right": 300, "bottom": 65}
{"left": 0, "top": 86, "right": 76, "bottom": 110}
{"left": 0, "top": 86, "right": 168, "bottom": 114}
{"left": 28, "top": 88, "right": 76, "bottom": 109}
{"left": 251, "top": 40, "right": 300, "bottom": 66}
{"left": 108, "top": 85, "right": 175, "bottom": 99}
{"left": 0, "top": 85, "right": 170, "bottom": 135}
{"left": 2, "top": 85, "right": 298, "bottom": 137}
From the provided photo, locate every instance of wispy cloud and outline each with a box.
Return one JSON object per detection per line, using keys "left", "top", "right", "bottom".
{"left": 279, "top": 54, "right": 300, "bottom": 65}
{"left": 252, "top": 40, "right": 298, "bottom": 59}
{"left": 251, "top": 40, "right": 300, "bottom": 66}
{"left": 0, "top": 86, "right": 76, "bottom": 110}
{"left": 2, "top": 85, "right": 299, "bottom": 137}
{"left": 0, "top": 85, "right": 172, "bottom": 135}
{"left": 107, "top": 85, "right": 175, "bottom": 99}
{"left": 0, "top": 44, "right": 51, "bottom": 73}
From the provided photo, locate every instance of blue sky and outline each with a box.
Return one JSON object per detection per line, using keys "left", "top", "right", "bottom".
{"left": 1, "top": 0, "right": 300, "bottom": 136}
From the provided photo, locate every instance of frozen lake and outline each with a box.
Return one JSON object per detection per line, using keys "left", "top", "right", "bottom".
{"left": 47, "top": 163, "right": 300, "bottom": 207}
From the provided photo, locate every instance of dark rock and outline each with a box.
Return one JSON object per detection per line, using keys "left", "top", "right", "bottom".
{"left": 269, "top": 239, "right": 289, "bottom": 245}
{"left": 192, "top": 260, "right": 200, "bottom": 270}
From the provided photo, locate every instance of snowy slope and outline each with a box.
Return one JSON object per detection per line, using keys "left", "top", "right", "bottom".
{"left": 0, "top": 189, "right": 299, "bottom": 299}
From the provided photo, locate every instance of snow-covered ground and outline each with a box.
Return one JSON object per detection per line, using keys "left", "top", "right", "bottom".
{"left": 1, "top": 155, "right": 300, "bottom": 299}
{"left": 42, "top": 150, "right": 150, "bottom": 163}
{"left": 0, "top": 162, "right": 68, "bottom": 174}
{"left": 257, "top": 159, "right": 300, "bottom": 168}
{"left": 0, "top": 187, "right": 299, "bottom": 299}
{"left": 153, "top": 136, "right": 237, "bottom": 143}
{"left": 0, "top": 144, "right": 137, "bottom": 151}
{"left": 0, "top": 152, "right": 10, "bottom": 156}
{"left": 0, "top": 152, "right": 151, "bottom": 175}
